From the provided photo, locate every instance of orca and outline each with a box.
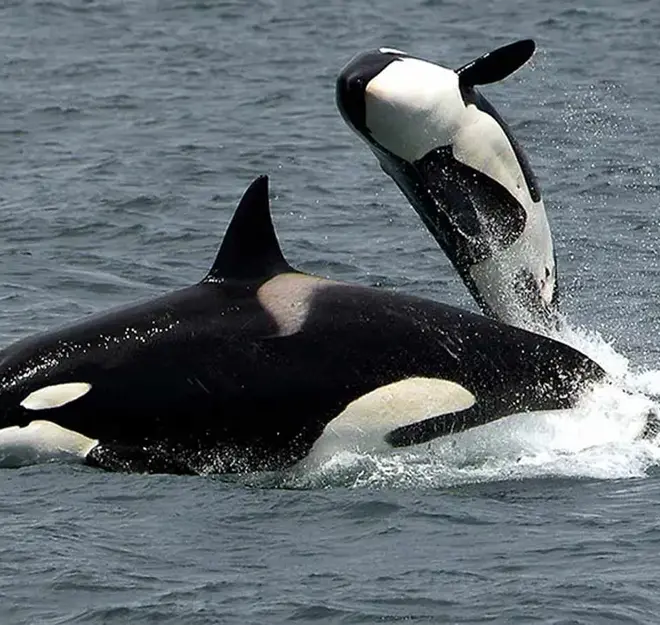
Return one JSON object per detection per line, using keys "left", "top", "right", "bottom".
{"left": 336, "top": 40, "right": 558, "bottom": 332}
{"left": 0, "top": 177, "right": 603, "bottom": 474}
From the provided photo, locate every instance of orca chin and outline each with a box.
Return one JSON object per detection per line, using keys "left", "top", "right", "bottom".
{"left": 337, "top": 40, "right": 559, "bottom": 333}
{"left": 0, "top": 176, "right": 604, "bottom": 475}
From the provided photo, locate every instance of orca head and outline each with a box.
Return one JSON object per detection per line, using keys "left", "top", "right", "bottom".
{"left": 0, "top": 176, "right": 301, "bottom": 472}
{"left": 337, "top": 41, "right": 559, "bottom": 331}
{"left": 337, "top": 46, "right": 466, "bottom": 166}
{"left": 336, "top": 40, "right": 536, "bottom": 178}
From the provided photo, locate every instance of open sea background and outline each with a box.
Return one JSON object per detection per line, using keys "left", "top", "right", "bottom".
{"left": 0, "top": 0, "right": 659, "bottom": 623}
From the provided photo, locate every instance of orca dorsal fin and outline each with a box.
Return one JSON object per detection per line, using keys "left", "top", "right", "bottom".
{"left": 205, "top": 175, "right": 293, "bottom": 282}
{"left": 456, "top": 39, "right": 535, "bottom": 87}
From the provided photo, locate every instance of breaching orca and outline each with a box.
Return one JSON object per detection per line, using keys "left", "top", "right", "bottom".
{"left": 336, "top": 40, "right": 557, "bottom": 331}
{"left": 0, "top": 177, "right": 602, "bottom": 474}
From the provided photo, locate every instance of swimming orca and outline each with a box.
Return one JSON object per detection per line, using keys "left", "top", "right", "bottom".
{"left": 0, "top": 177, "right": 602, "bottom": 474}
{"left": 336, "top": 40, "right": 558, "bottom": 332}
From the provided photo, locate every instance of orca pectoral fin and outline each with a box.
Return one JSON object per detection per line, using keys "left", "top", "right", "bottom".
{"left": 385, "top": 404, "right": 493, "bottom": 447}
{"left": 639, "top": 408, "right": 660, "bottom": 441}
{"left": 307, "top": 377, "right": 477, "bottom": 459}
{"left": 456, "top": 39, "right": 535, "bottom": 87}
{"left": 86, "top": 442, "right": 199, "bottom": 475}
{"left": 312, "top": 378, "right": 475, "bottom": 449}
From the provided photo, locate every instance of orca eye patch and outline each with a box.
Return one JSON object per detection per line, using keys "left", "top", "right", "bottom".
{"left": 378, "top": 47, "right": 406, "bottom": 56}
{"left": 20, "top": 382, "right": 92, "bottom": 411}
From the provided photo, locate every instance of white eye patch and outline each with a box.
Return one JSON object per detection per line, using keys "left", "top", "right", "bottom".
{"left": 20, "top": 382, "right": 92, "bottom": 411}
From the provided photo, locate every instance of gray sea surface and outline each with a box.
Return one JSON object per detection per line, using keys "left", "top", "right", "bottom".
{"left": 1, "top": 0, "right": 660, "bottom": 623}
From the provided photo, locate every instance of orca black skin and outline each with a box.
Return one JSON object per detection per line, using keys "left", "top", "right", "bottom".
{"left": 336, "top": 41, "right": 559, "bottom": 332}
{"left": 0, "top": 177, "right": 604, "bottom": 474}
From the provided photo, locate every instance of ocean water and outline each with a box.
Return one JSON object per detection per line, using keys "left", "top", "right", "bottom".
{"left": 1, "top": 0, "right": 660, "bottom": 623}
